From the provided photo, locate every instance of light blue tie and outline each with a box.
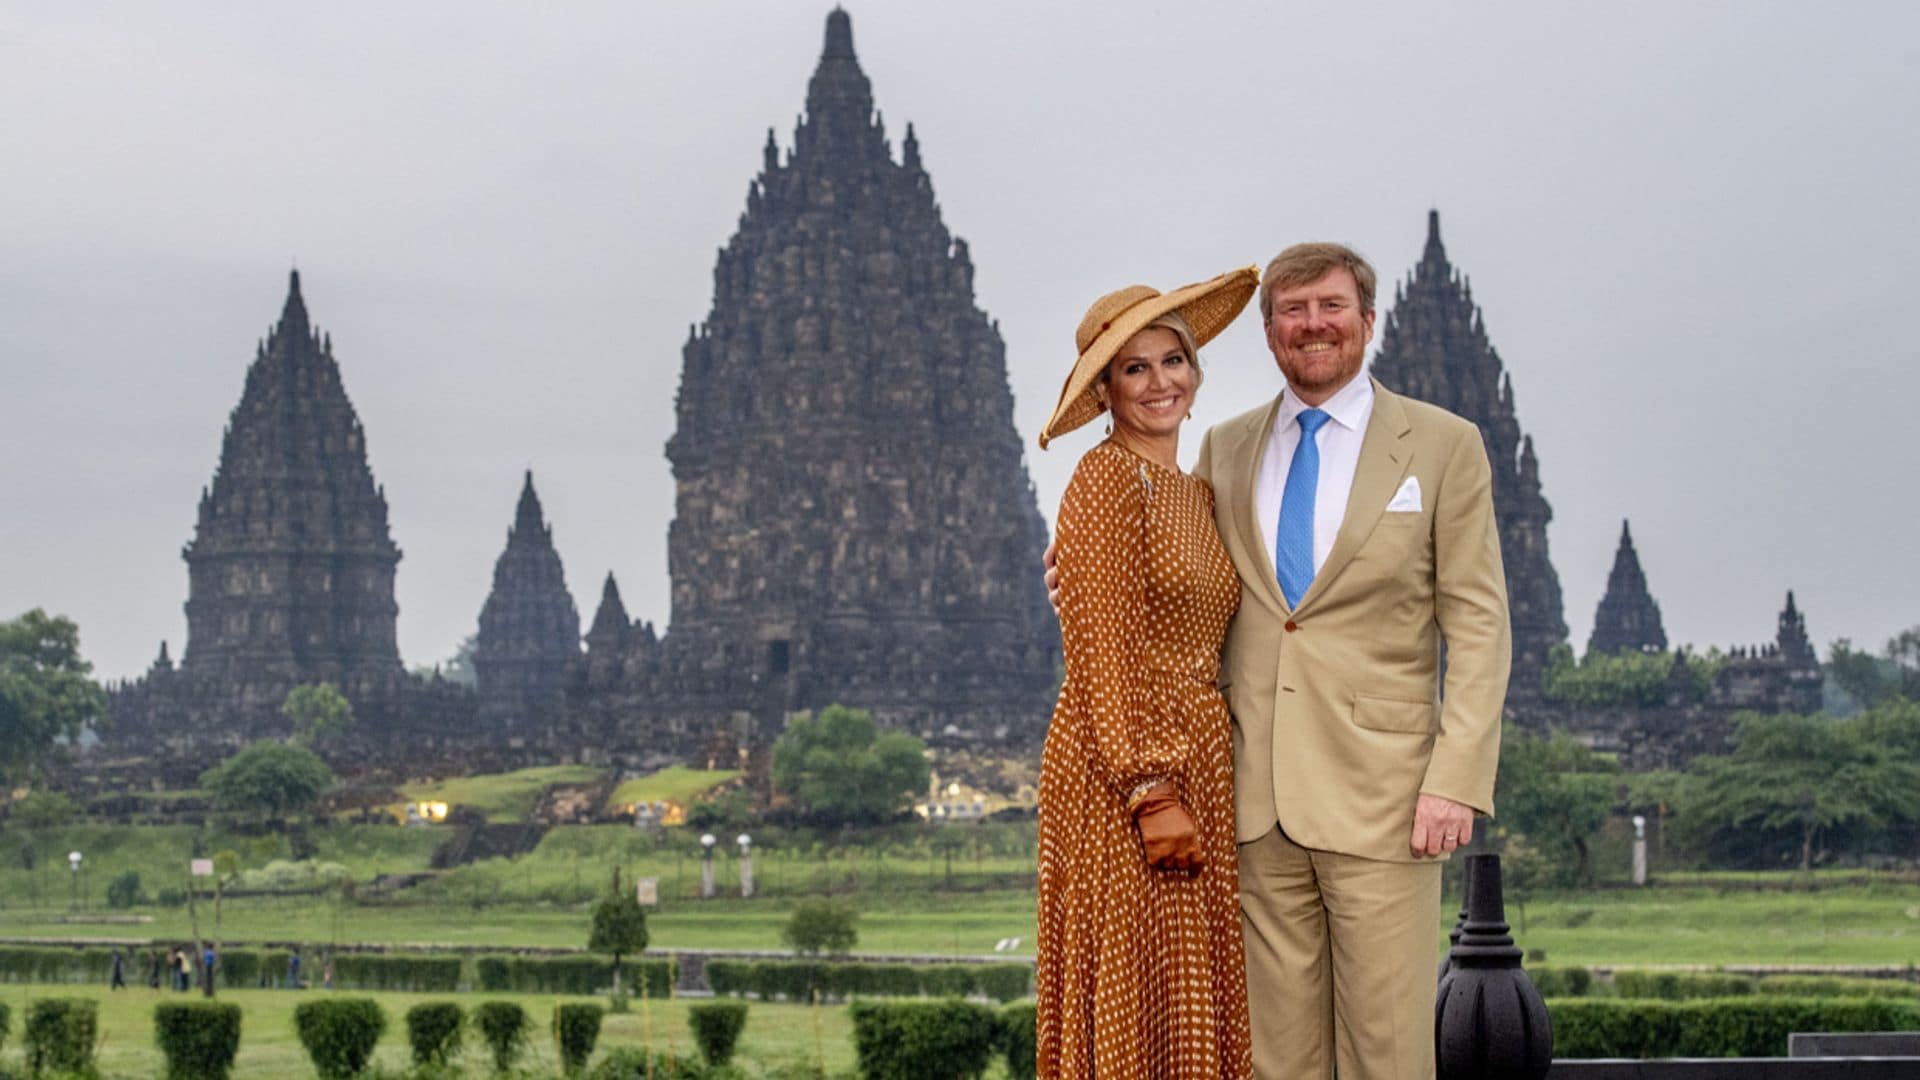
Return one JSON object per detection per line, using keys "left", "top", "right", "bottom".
{"left": 1276, "top": 408, "right": 1331, "bottom": 608}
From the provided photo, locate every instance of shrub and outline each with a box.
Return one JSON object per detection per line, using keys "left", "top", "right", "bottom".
{"left": 473, "top": 954, "right": 674, "bottom": 997}
{"left": 552, "top": 1002, "right": 605, "bottom": 1074}
{"left": 849, "top": 999, "right": 1001, "bottom": 1080}
{"left": 153, "top": 1001, "right": 242, "bottom": 1080}
{"left": 587, "top": 1047, "right": 719, "bottom": 1079}
{"left": 1000, "top": 1002, "right": 1037, "bottom": 1080}
{"left": 292, "top": 998, "right": 387, "bottom": 1079}
{"left": 473, "top": 1001, "right": 530, "bottom": 1073}
{"left": 0, "top": 1000, "right": 9, "bottom": 1054}
{"left": 783, "top": 899, "right": 859, "bottom": 956}
{"left": 404, "top": 1003, "right": 464, "bottom": 1066}
{"left": 24, "top": 998, "right": 98, "bottom": 1076}
{"left": 706, "top": 959, "right": 1031, "bottom": 1003}
{"left": 106, "top": 870, "right": 146, "bottom": 909}
{"left": 689, "top": 1001, "right": 749, "bottom": 1066}
{"left": 1610, "top": 970, "right": 1754, "bottom": 999}
{"left": 1527, "top": 965, "right": 1593, "bottom": 998}
{"left": 1756, "top": 974, "right": 1920, "bottom": 999}
{"left": 331, "top": 953, "right": 461, "bottom": 993}
{"left": 1547, "top": 997, "right": 1920, "bottom": 1058}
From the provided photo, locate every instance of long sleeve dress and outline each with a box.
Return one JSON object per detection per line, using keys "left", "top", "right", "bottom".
{"left": 1036, "top": 441, "right": 1251, "bottom": 1079}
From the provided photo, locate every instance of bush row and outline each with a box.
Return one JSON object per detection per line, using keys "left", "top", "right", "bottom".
{"left": 1548, "top": 997, "right": 1920, "bottom": 1058}
{"left": 707, "top": 959, "right": 1032, "bottom": 1003}
{"left": 1527, "top": 964, "right": 1920, "bottom": 1001}
{"left": 0, "top": 944, "right": 677, "bottom": 995}
{"left": 25, "top": 998, "right": 99, "bottom": 1076}
{"left": 851, "top": 999, "right": 1035, "bottom": 1080}
{"left": 475, "top": 955, "right": 675, "bottom": 996}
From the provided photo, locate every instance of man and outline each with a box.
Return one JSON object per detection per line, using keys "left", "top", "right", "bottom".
{"left": 1046, "top": 243, "right": 1508, "bottom": 1077}
{"left": 1193, "top": 243, "right": 1509, "bottom": 1079}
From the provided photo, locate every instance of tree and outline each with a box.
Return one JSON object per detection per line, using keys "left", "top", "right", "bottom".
{"left": 200, "top": 742, "right": 334, "bottom": 821}
{"left": 1828, "top": 628, "right": 1920, "bottom": 710}
{"left": 770, "top": 704, "right": 929, "bottom": 826}
{"left": 1493, "top": 725, "right": 1618, "bottom": 886}
{"left": 9, "top": 790, "right": 79, "bottom": 829}
{"left": 283, "top": 684, "right": 355, "bottom": 746}
{"left": 587, "top": 869, "right": 649, "bottom": 1001}
{"left": 0, "top": 609, "right": 107, "bottom": 781}
{"left": 782, "top": 899, "right": 858, "bottom": 956}
{"left": 1683, "top": 712, "right": 1920, "bottom": 870}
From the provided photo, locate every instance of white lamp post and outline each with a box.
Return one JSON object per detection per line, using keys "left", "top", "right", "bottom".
{"left": 737, "top": 833, "right": 754, "bottom": 898}
{"left": 700, "top": 832, "right": 718, "bottom": 899}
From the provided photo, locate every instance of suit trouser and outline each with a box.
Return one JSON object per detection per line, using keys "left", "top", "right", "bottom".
{"left": 1239, "top": 824, "right": 1443, "bottom": 1080}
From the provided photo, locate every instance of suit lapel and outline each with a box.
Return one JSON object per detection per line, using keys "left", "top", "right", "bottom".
{"left": 1228, "top": 397, "right": 1289, "bottom": 615}
{"left": 1295, "top": 379, "right": 1414, "bottom": 614}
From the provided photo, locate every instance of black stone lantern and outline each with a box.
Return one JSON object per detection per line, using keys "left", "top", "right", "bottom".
{"left": 1434, "top": 853, "right": 1552, "bottom": 1080}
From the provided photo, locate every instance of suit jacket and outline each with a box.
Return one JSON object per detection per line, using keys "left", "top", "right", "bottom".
{"left": 1193, "top": 378, "right": 1510, "bottom": 863}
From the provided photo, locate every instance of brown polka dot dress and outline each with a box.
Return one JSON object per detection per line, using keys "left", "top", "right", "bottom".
{"left": 1037, "top": 440, "right": 1251, "bottom": 1079}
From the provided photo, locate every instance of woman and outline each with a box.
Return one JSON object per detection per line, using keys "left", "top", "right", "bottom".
{"left": 1034, "top": 268, "right": 1259, "bottom": 1079}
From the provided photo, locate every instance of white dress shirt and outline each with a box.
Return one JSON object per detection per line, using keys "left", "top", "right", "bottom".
{"left": 1254, "top": 374, "right": 1376, "bottom": 580}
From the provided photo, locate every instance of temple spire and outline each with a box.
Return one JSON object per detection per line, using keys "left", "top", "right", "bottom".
{"left": 1587, "top": 519, "right": 1667, "bottom": 655}
{"left": 799, "top": 8, "right": 879, "bottom": 162}
{"left": 277, "top": 268, "right": 311, "bottom": 343}
{"left": 513, "top": 470, "right": 547, "bottom": 537}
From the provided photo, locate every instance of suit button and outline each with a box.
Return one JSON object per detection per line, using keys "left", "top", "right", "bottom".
{"left": 1284, "top": 621, "right": 1298, "bottom": 632}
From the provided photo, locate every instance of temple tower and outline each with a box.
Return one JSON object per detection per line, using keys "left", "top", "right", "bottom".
{"left": 1370, "top": 211, "right": 1569, "bottom": 702}
{"left": 659, "top": 9, "right": 1060, "bottom": 739}
{"left": 474, "top": 471, "right": 580, "bottom": 725}
{"left": 1587, "top": 520, "right": 1667, "bottom": 655}
{"left": 179, "top": 270, "right": 404, "bottom": 719}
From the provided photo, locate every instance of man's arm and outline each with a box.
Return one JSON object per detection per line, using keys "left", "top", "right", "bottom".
{"left": 1421, "top": 423, "right": 1511, "bottom": 820}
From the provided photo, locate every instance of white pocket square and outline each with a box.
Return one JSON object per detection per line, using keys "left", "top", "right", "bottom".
{"left": 1386, "top": 476, "right": 1422, "bottom": 513}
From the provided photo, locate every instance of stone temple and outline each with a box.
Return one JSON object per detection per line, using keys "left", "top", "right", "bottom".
{"left": 1370, "top": 211, "right": 1569, "bottom": 702}
{"left": 617, "top": 7, "right": 1061, "bottom": 742}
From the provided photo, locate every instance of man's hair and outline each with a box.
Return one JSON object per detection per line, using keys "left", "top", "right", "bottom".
{"left": 1258, "top": 243, "right": 1378, "bottom": 323}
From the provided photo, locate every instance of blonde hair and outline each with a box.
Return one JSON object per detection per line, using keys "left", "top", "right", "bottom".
{"left": 1099, "top": 311, "right": 1204, "bottom": 389}
{"left": 1258, "top": 243, "right": 1378, "bottom": 324}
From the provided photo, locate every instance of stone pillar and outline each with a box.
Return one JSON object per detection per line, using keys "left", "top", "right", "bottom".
{"left": 1434, "top": 854, "right": 1553, "bottom": 1080}
{"left": 1632, "top": 815, "right": 1648, "bottom": 886}
{"left": 700, "top": 833, "right": 717, "bottom": 899}
{"left": 737, "top": 834, "right": 755, "bottom": 899}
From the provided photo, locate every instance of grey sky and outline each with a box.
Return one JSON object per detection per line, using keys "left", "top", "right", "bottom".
{"left": 3, "top": 2, "right": 1916, "bottom": 681}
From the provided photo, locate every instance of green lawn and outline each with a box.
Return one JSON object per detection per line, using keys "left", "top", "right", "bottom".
{"left": 607, "top": 767, "right": 742, "bottom": 811}
{"left": 398, "top": 766, "right": 608, "bottom": 823}
{"left": 0, "top": 983, "right": 902, "bottom": 1079}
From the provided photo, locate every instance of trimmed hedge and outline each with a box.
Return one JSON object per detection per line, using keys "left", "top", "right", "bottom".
{"left": 707, "top": 959, "right": 1032, "bottom": 1003}
{"left": 585, "top": 1047, "right": 713, "bottom": 1079}
{"left": 474, "top": 955, "right": 674, "bottom": 997}
{"left": 1611, "top": 970, "right": 1755, "bottom": 999}
{"left": 849, "top": 999, "right": 1001, "bottom": 1080}
{"left": 332, "top": 953, "right": 462, "bottom": 993}
{"left": 552, "top": 1002, "right": 605, "bottom": 1074}
{"left": 293, "top": 997, "right": 387, "bottom": 1080}
{"left": 1757, "top": 974, "right": 1920, "bottom": 999}
{"left": 689, "top": 1000, "right": 749, "bottom": 1066}
{"left": 24, "top": 998, "right": 98, "bottom": 1076}
{"left": 473, "top": 1001, "right": 531, "bottom": 1073}
{"left": 0, "top": 1001, "right": 9, "bottom": 1054}
{"left": 154, "top": 1001, "right": 242, "bottom": 1080}
{"left": 405, "top": 1002, "right": 464, "bottom": 1065}
{"left": 0, "top": 945, "right": 302, "bottom": 989}
{"left": 1548, "top": 997, "right": 1920, "bottom": 1058}
{"left": 1527, "top": 965, "right": 1594, "bottom": 998}
{"left": 1001, "top": 1002, "right": 1036, "bottom": 1080}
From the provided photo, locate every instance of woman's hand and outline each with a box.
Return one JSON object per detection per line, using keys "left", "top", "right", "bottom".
{"left": 1132, "top": 781, "right": 1203, "bottom": 874}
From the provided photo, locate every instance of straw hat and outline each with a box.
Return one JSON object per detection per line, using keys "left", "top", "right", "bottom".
{"left": 1038, "top": 266, "right": 1260, "bottom": 449}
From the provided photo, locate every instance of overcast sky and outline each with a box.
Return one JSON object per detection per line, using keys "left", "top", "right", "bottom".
{"left": 4, "top": 2, "right": 1916, "bottom": 681}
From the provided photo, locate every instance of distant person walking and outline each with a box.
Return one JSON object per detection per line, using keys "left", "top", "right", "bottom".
{"left": 287, "top": 946, "right": 302, "bottom": 989}
{"left": 109, "top": 947, "right": 126, "bottom": 990}
{"left": 146, "top": 949, "right": 162, "bottom": 990}
{"left": 202, "top": 945, "right": 217, "bottom": 992}
{"left": 172, "top": 947, "right": 191, "bottom": 992}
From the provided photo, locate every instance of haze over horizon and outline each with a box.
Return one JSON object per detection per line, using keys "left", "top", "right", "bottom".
{"left": 4, "top": 2, "right": 1916, "bottom": 681}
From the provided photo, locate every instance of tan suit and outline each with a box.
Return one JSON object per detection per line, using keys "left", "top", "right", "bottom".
{"left": 1193, "top": 378, "right": 1510, "bottom": 1079}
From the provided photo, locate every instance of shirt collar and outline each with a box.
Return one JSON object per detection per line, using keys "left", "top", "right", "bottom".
{"left": 1278, "top": 372, "right": 1374, "bottom": 433}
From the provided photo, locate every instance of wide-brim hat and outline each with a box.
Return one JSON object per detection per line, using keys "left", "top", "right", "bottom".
{"left": 1038, "top": 266, "right": 1260, "bottom": 449}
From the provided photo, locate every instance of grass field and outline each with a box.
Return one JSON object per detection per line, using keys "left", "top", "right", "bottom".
{"left": 3, "top": 821, "right": 1918, "bottom": 966}
{"left": 0, "top": 983, "right": 934, "bottom": 1079}
{"left": 607, "top": 767, "right": 742, "bottom": 811}
{"left": 397, "top": 765, "right": 608, "bottom": 823}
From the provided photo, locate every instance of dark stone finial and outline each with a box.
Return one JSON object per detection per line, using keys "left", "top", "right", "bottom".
{"left": 823, "top": 7, "right": 855, "bottom": 59}
{"left": 1437, "top": 856, "right": 1476, "bottom": 983}
{"left": 1435, "top": 854, "right": 1552, "bottom": 1080}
